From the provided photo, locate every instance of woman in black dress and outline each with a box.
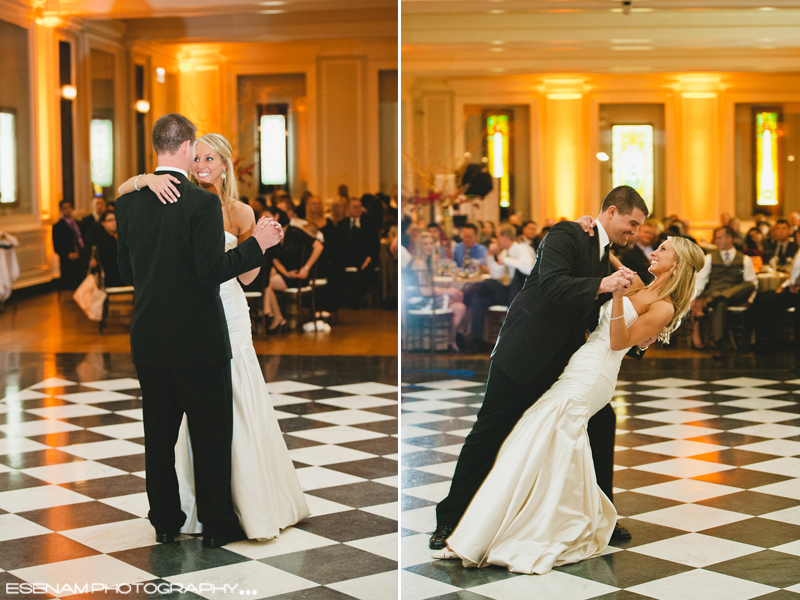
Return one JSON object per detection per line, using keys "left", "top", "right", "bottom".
{"left": 92, "top": 210, "right": 124, "bottom": 288}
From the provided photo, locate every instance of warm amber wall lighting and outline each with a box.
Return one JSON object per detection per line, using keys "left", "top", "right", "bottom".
{"left": 547, "top": 93, "right": 583, "bottom": 100}
{"left": 135, "top": 100, "right": 151, "bottom": 114}
{"left": 682, "top": 92, "right": 717, "bottom": 99}
{"left": 60, "top": 84, "right": 77, "bottom": 100}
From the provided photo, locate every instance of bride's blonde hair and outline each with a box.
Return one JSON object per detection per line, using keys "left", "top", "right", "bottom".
{"left": 191, "top": 133, "right": 238, "bottom": 222}
{"left": 645, "top": 236, "right": 706, "bottom": 343}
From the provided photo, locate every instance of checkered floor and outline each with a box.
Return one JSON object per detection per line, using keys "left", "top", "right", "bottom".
{"left": 401, "top": 359, "right": 800, "bottom": 600}
{"left": 0, "top": 353, "right": 398, "bottom": 600}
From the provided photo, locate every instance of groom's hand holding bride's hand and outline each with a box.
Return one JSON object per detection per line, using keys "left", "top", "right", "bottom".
{"left": 599, "top": 267, "right": 635, "bottom": 295}
{"left": 253, "top": 216, "right": 284, "bottom": 252}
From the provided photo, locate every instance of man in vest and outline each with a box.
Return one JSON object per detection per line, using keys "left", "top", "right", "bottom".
{"left": 691, "top": 225, "right": 758, "bottom": 358}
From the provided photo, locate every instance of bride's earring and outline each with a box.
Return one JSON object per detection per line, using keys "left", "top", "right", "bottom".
{"left": 222, "top": 172, "right": 226, "bottom": 180}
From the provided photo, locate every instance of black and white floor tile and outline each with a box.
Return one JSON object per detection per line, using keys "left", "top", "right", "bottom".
{"left": 0, "top": 353, "right": 398, "bottom": 600}
{"left": 401, "top": 358, "right": 800, "bottom": 600}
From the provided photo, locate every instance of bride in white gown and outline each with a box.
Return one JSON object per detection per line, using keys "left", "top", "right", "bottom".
{"left": 119, "top": 133, "right": 309, "bottom": 541}
{"left": 434, "top": 236, "right": 705, "bottom": 574}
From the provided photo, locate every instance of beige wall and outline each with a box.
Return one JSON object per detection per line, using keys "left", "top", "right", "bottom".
{"left": 0, "top": 2, "right": 396, "bottom": 289}
{"left": 404, "top": 72, "right": 800, "bottom": 243}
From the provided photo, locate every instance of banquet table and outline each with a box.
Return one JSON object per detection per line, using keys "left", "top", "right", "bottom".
{"left": 0, "top": 240, "right": 19, "bottom": 305}
{"left": 432, "top": 273, "right": 491, "bottom": 291}
{"left": 757, "top": 272, "right": 789, "bottom": 292}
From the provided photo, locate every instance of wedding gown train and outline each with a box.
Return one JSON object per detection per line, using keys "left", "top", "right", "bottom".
{"left": 439, "top": 297, "right": 638, "bottom": 574}
{"left": 175, "top": 231, "right": 310, "bottom": 541}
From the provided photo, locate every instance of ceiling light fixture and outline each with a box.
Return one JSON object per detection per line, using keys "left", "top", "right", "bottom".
{"left": 612, "top": 46, "right": 653, "bottom": 51}
{"left": 757, "top": 6, "right": 777, "bottom": 11}
{"left": 489, "top": 10, "right": 507, "bottom": 14}
{"left": 135, "top": 100, "right": 150, "bottom": 114}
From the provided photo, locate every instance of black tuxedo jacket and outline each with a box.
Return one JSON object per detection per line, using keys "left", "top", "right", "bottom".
{"left": 620, "top": 244, "right": 655, "bottom": 285}
{"left": 491, "top": 222, "right": 612, "bottom": 385}
{"left": 116, "top": 173, "right": 263, "bottom": 368}
{"left": 336, "top": 218, "right": 379, "bottom": 267}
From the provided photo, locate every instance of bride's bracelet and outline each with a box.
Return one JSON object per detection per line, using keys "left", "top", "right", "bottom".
{"left": 610, "top": 314, "right": 625, "bottom": 321}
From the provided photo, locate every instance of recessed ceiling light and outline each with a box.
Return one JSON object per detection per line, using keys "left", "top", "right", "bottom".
{"left": 491, "top": 40, "right": 505, "bottom": 45}
{"left": 757, "top": 6, "right": 777, "bottom": 11}
{"left": 261, "top": 9, "right": 284, "bottom": 13}
{"left": 611, "top": 39, "right": 651, "bottom": 44}
{"left": 547, "top": 93, "right": 582, "bottom": 100}
{"left": 488, "top": 10, "right": 507, "bottom": 14}
{"left": 612, "top": 46, "right": 653, "bottom": 51}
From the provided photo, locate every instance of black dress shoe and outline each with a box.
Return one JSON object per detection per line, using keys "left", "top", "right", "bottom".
{"left": 611, "top": 522, "right": 632, "bottom": 541}
{"left": 155, "top": 532, "right": 178, "bottom": 544}
{"left": 203, "top": 530, "right": 247, "bottom": 548}
{"left": 429, "top": 525, "right": 454, "bottom": 550}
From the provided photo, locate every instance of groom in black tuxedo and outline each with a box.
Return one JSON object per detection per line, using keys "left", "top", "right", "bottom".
{"left": 431, "top": 185, "right": 649, "bottom": 549}
{"left": 117, "top": 113, "right": 284, "bottom": 548}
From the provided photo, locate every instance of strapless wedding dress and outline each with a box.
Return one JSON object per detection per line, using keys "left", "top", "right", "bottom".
{"left": 440, "top": 297, "right": 638, "bottom": 574}
{"left": 175, "top": 231, "right": 309, "bottom": 541}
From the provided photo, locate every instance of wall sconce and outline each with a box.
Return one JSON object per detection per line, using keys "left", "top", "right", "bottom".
{"left": 61, "top": 84, "right": 77, "bottom": 100}
{"left": 156, "top": 67, "right": 166, "bottom": 83}
{"left": 179, "top": 62, "right": 193, "bottom": 73}
{"left": 596, "top": 152, "right": 610, "bottom": 161}
{"left": 135, "top": 100, "right": 151, "bottom": 114}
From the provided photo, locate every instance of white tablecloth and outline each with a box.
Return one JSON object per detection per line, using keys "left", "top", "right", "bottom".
{"left": 0, "top": 245, "right": 19, "bottom": 302}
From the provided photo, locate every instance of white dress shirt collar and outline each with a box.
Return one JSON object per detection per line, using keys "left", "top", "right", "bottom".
{"left": 155, "top": 166, "right": 189, "bottom": 178}
{"left": 595, "top": 217, "right": 610, "bottom": 259}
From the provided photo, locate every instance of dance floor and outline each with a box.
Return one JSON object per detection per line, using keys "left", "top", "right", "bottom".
{"left": 0, "top": 352, "right": 398, "bottom": 600}
{"left": 401, "top": 355, "right": 800, "bottom": 600}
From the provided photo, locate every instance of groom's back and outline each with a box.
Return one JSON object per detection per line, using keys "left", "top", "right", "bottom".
{"left": 116, "top": 178, "right": 232, "bottom": 368}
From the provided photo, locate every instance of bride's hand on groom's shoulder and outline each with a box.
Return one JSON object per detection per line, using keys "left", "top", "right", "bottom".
{"left": 575, "top": 215, "right": 596, "bottom": 235}
{"left": 149, "top": 174, "right": 182, "bottom": 204}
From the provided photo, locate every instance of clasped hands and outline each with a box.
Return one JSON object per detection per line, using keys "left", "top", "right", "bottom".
{"left": 599, "top": 267, "right": 636, "bottom": 295}
{"left": 254, "top": 215, "right": 284, "bottom": 251}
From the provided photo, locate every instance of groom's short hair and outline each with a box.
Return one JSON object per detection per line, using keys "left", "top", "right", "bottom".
{"left": 152, "top": 113, "right": 197, "bottom": 156}
{"left": 601, "top": 185, "right": 649, "bottom": 218}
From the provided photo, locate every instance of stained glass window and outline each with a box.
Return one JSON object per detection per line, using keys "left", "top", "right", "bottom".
{"left": 486, "top": 114, "right": 510, "bottom": 208}
{"left": 756, "top": 111, "right": 779, "bottom": 206}
{"left": 260, "top": 114, "right": 287, "bottom": 186}
{"left": 90, "top": 119, "right": 113, "bottom": 188}
{"left": 0, "top": 111, "right": 16, "bottom": 204}
{"left": 611, "top": 124, "right": 654, "bottom": 213}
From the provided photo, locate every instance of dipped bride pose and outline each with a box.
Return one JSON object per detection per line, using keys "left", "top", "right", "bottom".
{"left": 434, "top": 235, "right": 704, "bottom": 574}
{"left": 119, "top": 133, "right": 309, "bottom": 541}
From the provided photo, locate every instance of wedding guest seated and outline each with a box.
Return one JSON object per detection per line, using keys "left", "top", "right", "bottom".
{"left": 362, "top": 193, "right": 384, "bottom": 237}
{"left": 791, "top": 211, "right": 800, "bottom": 232}
{"left": 691, "top": 226, "right": 757, "bottom": 357}
{"left": 620, "top": 220, "right": 656, "bottom": 284}
{"left": 479, "top": 220, "right": 495, "bottom": 246}
{"left": 249, "top": 196, "right": 268, "bottom": 220}
{"left": 764, "top": 219, "right": 798, "bottom": 270}
{"left": 331, "top": 194, "right": 349, "bottom": 225}
{"left": 453, "top": 223, "right": 487, "bottom": 268}
{"left": 754, "top": 243, "right": 800, "bottom": 354}
{"left": 520, "top": 221, "right": 538, "bottom": 251}
{"left": 728, "top": 217, "right": 745, "bottom": 250}
{"left": 296, "top": 190, "right": 312, "bottom": 220}
{"left": 91, "top": 210, "right": 123, "bottom": 288}
{"left": 52, "top": 199, "right": 85, "bottom": 290}
{"left": 427, "top": 222, "right": 450, "bottom": 259}
{"left": 508, "top": 213, "right": 524, "bottom": 236}
{"left": 462, "top": 225, "right": 535, "bottom": 352}
{"left": 276, "top": 198, "right": 309, "bottom": 231}
{"left": 743, "top": 227, "right": 766, "bottom": 257}
{"left": 336, "top": 197, "right": 380, "bottom": 308}
{"left": 410, "top": 233, "right": 466, "bottom": 351}
{"left": 80, "top": 194, "right": 106, "bottom": 250}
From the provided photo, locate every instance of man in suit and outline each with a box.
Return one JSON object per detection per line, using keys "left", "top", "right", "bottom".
{"left": 52, "top": 199, "right": 85, "bottom": 290}
{"left": 620, "top": 220, "right": 656, "bottom": 284}
{"left": 116, "top": 113, "right": 283, "bottom": 548}
{"left": 430, "top": 185, "right": 647, "bottom": 550}
{"left": 80, "top": 194, "right": 106, "bottom": 250}
{"left": 336, "top": 197, "right": 379, "bottom": 307}
{"left": 764, "top": 219, "right": 798, "bottom": 269}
